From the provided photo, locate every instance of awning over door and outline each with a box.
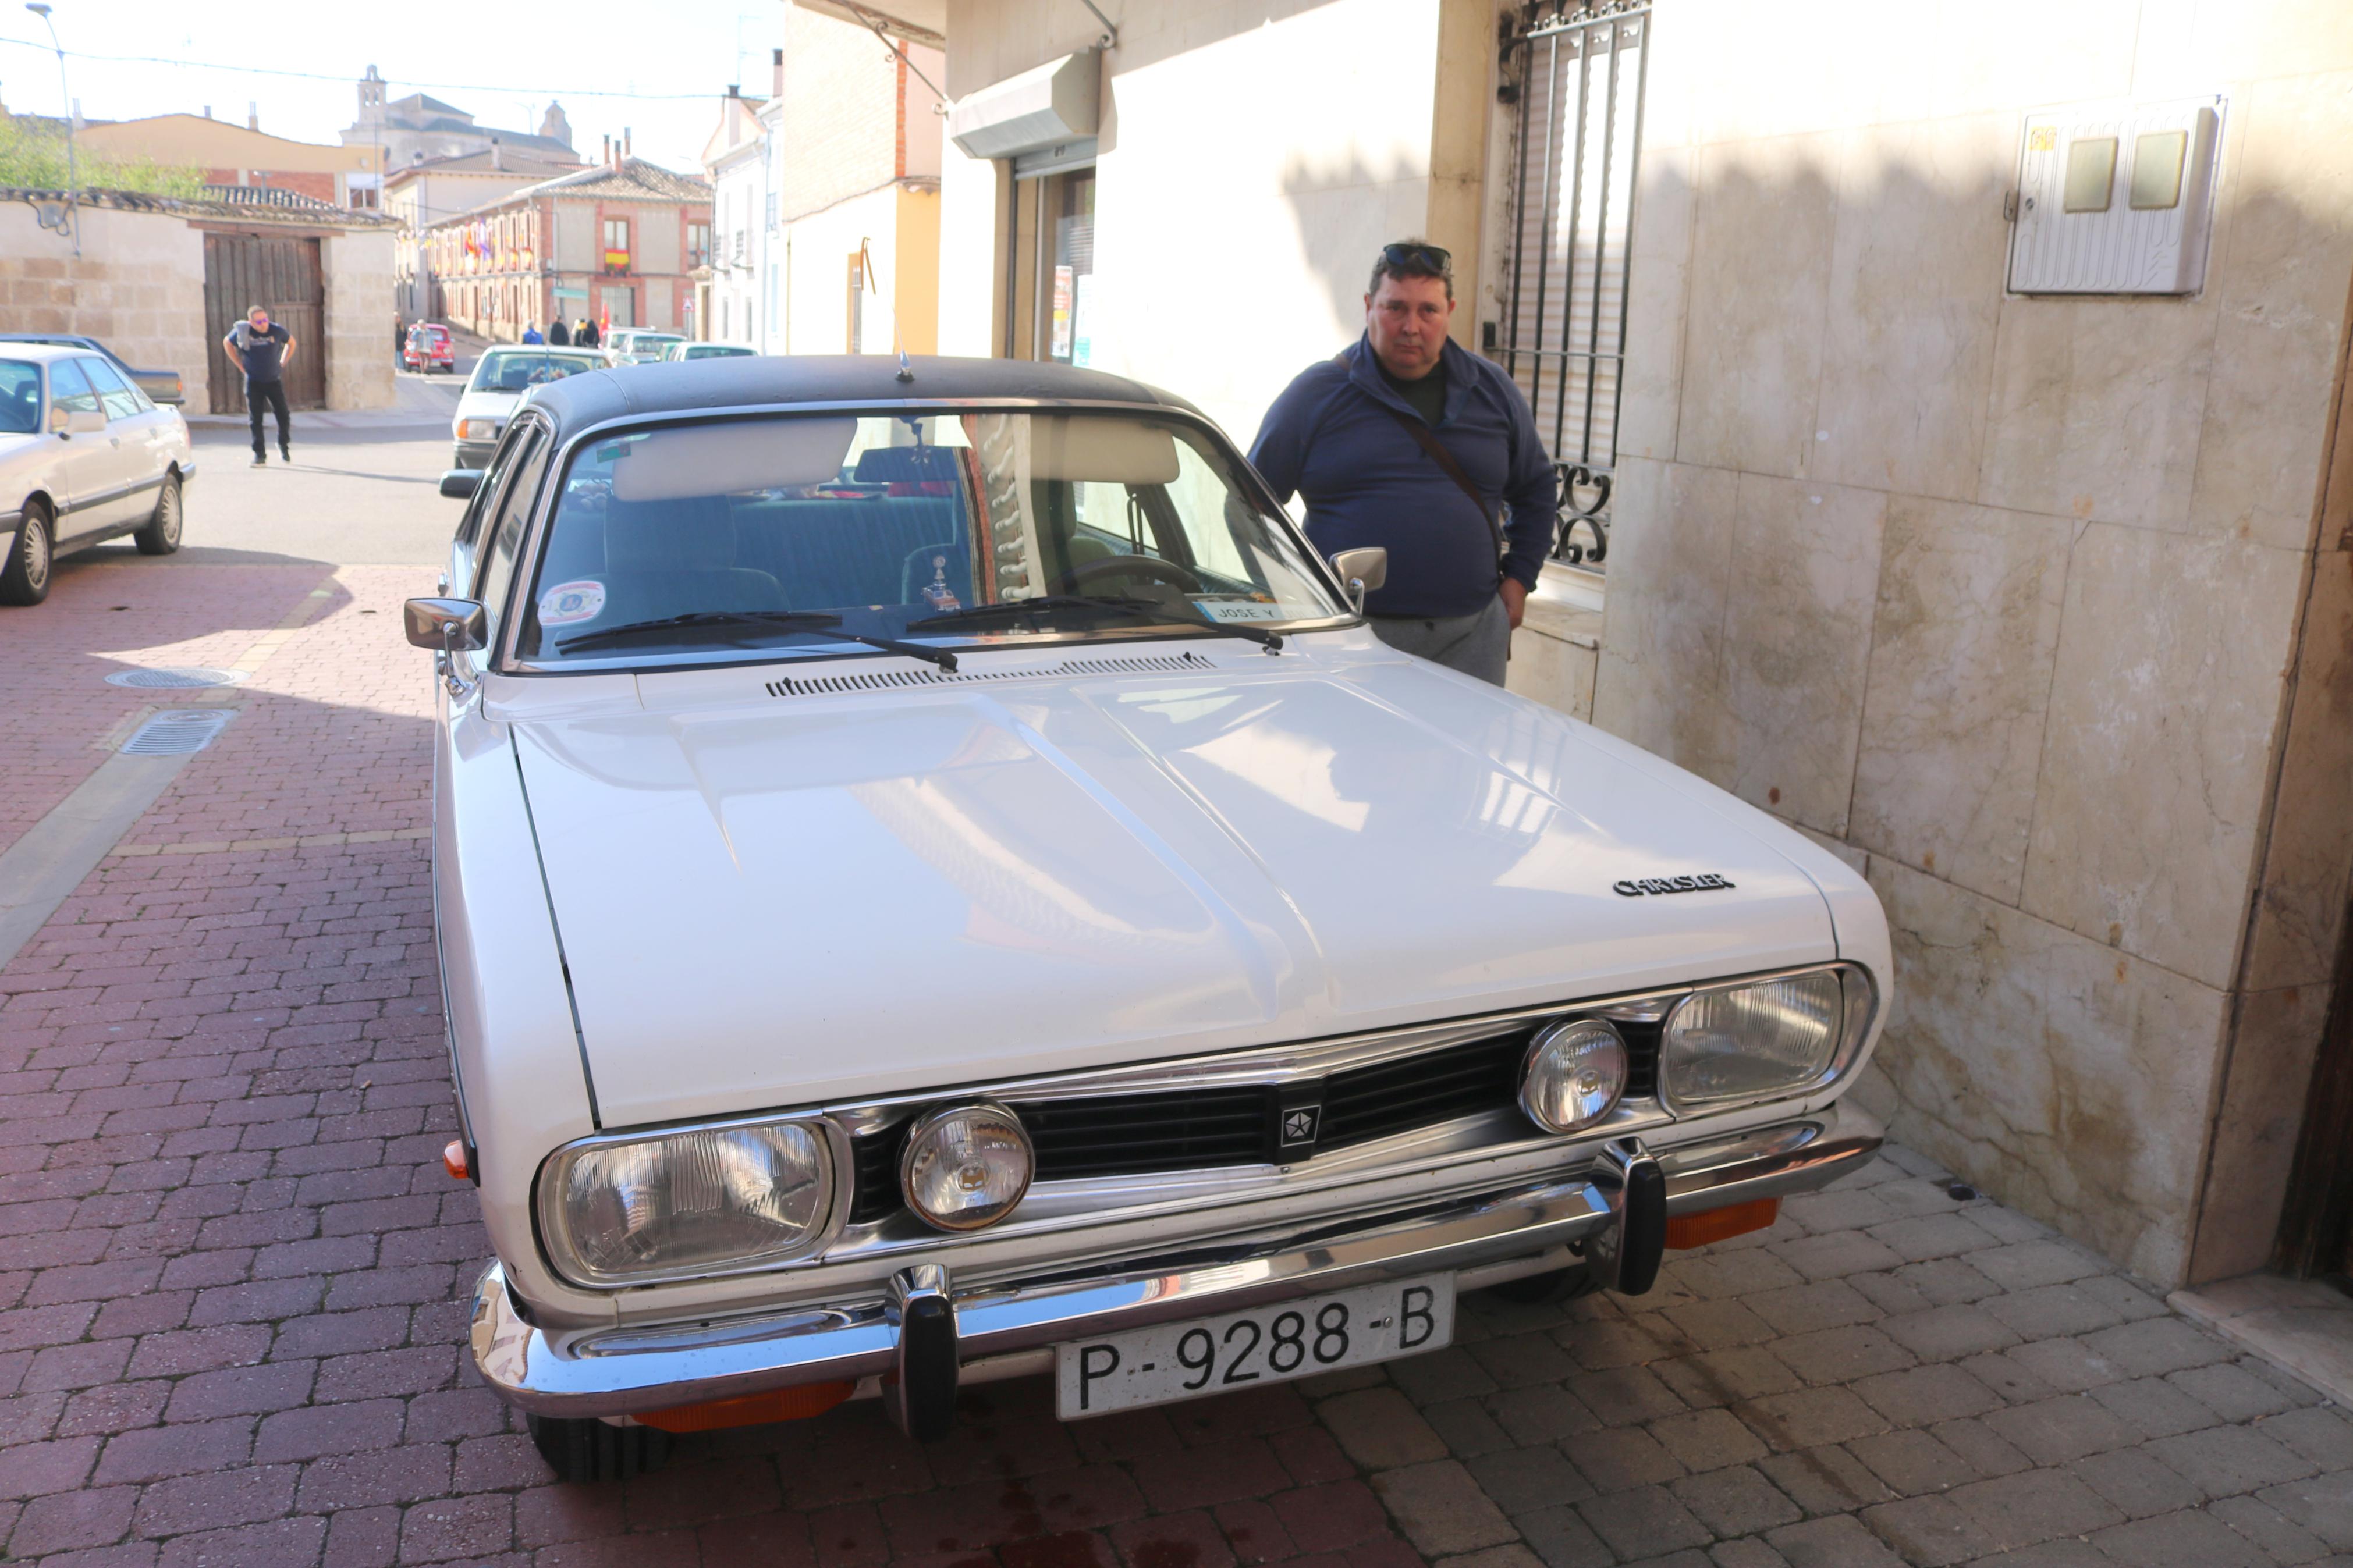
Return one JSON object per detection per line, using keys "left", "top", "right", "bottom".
{"left": 949, "top": 51, "right": 1099, "bottom": 162}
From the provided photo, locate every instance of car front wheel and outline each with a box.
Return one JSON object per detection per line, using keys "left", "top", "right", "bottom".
{"left": 1, "top": 500, "right": 54, "bottom": 605}
{"left": 134, "top": 473, "right": 183, "bottom": 556}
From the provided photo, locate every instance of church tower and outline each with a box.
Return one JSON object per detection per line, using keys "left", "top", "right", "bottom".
{"left": 357, "top": 64, "right": 385, "bottom": 128}
{"left": 539, "top": 101, "right": 573, "bottom": 150}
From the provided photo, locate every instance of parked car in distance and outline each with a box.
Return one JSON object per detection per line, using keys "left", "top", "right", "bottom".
{"left": 416, "top": 354, "right": 1889, "bottom": 1482}
{"left": 0, "top": 333, "right": 184, "bottom": 406}
{"left": 0, "top": 343, "right": 194, "bottom": 605}
{"left": 404, "top": 323, "right": 456, "bottom": 374}
{"left": 661, "top": 341, "right": 756, "bottom": 361}
{"left": 602, "top": 329, "right": 683, "bottom": 366}
{"left": 450, "top": 346, "right": 606, "bottom": 470}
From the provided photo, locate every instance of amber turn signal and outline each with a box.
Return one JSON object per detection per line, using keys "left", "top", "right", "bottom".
{"left": 636, "top": 1381, "right": 856, "bottom": 1433}
{"left": 441, "top": 1140, "right": 469, "bottom": 1182}
{"left": 1663, "top": 1196, "right": 1779, "bottom": 1250}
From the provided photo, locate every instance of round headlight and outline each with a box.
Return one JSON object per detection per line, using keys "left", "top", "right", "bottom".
{"left": 900, "top": 1103, "right": 1034, "bottom": 1232}
{"left": 1520, "top": 1019, "right": 1628, "bottom": 1133}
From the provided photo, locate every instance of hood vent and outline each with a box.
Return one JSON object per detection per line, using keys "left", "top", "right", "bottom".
{"left": 765, "top": 649, "right": 1218, "bottom": 699}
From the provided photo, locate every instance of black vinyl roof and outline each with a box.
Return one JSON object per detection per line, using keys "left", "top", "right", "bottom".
{"left": 521, "top": 354, "right": 1204, "bottom": 440}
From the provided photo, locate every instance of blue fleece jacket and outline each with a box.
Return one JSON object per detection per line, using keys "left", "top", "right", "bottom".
{"left": 1249, "top": 334, "right": 1556, "bottom": 619}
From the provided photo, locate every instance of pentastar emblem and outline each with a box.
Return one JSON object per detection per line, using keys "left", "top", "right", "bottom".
{"left": 1613, "top": 873, "right": 1737, "bottom": 897}
{"left": 1282, "top": 1107, "right": 1320, "bottom": 1144}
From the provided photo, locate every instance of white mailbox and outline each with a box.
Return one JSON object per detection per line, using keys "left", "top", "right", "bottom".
{"left": 2008, "top": 97, "right": 2223, "bottom": 296}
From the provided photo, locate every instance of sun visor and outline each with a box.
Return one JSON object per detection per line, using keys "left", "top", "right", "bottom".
{"left": 606, "top": 418, "right": 856, "bottom": 501}
{"left": 949, "top": 51, "right": 1099, "bottom": 161}
{"left": 1024, "top": 417, "right": 1180, "bottom": 485}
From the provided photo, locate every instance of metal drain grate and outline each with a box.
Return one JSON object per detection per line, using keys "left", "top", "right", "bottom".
{"left": 120, "top": 709, "right": 235, "bottom": 756}
{"left": 105, "top": 667, "right": 247, "bottom": 689}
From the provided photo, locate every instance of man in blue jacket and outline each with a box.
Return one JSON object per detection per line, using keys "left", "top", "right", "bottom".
{"left": 1251, "top": 240, "right": 1556, "bottom": 685}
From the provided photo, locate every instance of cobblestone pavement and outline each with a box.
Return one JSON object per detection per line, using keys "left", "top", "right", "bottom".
{"left": 5, "top": 445, "right": 2353, "bottom": 1567}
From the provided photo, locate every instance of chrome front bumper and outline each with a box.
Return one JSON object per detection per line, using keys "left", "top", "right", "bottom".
{"left": 470, "top": 1104, "right": 1882, "bottom": 1421}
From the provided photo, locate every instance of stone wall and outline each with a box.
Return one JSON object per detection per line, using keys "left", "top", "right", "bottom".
{"left": 1594, "top": 2, "right": 2353, "bottom": 1288}
{"left": 320, "top": 229, "right": 396, "bottom": 411}
{"left": 0, "top": 201, "right": 208, "bottom": 408}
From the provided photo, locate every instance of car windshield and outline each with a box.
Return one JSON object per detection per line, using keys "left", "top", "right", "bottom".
{"left": 470, "top": 351, "right": 602, "bottom": 393}
{"left": 512, "top": 410, "right": 1348, "bottom": 664}
{"left": 0, "top": 361, "right": 37, "bottom": 434}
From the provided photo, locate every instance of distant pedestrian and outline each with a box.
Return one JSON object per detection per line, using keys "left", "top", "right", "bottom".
{"left": 576, "top": 318, "right": 599, "bottom": 349}
{"left": 1250, "top": 239, "right": 1555, "bottom": 686}
{"left": 547, "top": 317, "right": 571, "bottom": 346}
{"left": 521, "top": 322, "right": 544, "bottom": 344}
{"left": 393, "top": 316, "right": 406, "bottom": 358}
{"left": 224, "top": 305, "right": 296, "bottom": 468}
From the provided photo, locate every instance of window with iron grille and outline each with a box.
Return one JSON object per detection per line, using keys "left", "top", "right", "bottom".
{"left": 1495, "top": 2, "right": 1650, "bottom": 573}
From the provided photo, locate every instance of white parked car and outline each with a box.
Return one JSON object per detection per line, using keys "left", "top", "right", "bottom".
{"left": 412, "top": 356, "right": 1890, "bottom": 1482}
{"left": 450, "top": 347, "right": 606, "bottom": 470}
{"left": 0, "top": 342, "right": 194, "bottom": 606}
{"left": 601, "top": 329, "right": 684, "bottom": 367}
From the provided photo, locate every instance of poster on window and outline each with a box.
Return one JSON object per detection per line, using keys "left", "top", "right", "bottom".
{"left": 1071, "top": 274, "right": 1095, "bottom": 368}
{"left": 1051, "top": 265, "right": 1074, "bottom": 361}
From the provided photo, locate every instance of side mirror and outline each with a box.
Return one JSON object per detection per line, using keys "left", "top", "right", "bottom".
{"left": 439, "top": 469, "right": 483, "bottom": 500}
{"left": 51, "top": 405, "right": 104, "bottom": 436}
{"left": 1329, "top": 547, "right": 1389, "bottom": 611}
{"left": 404, "top": 597, "right": 488, "bottom": 652}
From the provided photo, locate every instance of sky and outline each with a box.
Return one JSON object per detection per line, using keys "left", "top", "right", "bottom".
{"left": 0, "top": 0, "right": 795, "bottom": 173}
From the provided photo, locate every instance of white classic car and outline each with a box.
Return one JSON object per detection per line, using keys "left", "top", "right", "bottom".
{"left": 451, "top": 347, "right": 607, "bottom": 470}
{"left": 0, "top": 341, "right": 193, "bottom": 606}
{"left": 413, "top": 355, "right": 1890, "bottom": 1482}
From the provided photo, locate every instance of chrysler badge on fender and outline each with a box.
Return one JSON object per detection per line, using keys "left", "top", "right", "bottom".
{"left": 1614, "top": 873, "right": 1737, "bottom": 897}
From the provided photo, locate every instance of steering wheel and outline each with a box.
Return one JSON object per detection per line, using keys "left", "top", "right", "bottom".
{"left": 1047, "top": 553, "right": 1205, "bottom": 597}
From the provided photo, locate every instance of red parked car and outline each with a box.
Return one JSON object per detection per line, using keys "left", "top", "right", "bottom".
{"left": 403, "top": 323, "right": 455, "bottom": 374}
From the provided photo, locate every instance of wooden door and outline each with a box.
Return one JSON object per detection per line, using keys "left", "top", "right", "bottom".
{"left": 203, "top": 233, "right": 326, "bottom": 414}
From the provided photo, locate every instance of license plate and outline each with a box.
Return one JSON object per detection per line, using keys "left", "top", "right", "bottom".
{"left": 1054, "top": 1274, "right": 1454, "bottom": 1418}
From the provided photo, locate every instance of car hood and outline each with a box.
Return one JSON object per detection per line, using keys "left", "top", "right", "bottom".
{"left": 454, "top": 389, "right": 517, "bottom": 425}
{"left": 502, "top": 644, "right": 1845, "bottom": 1126}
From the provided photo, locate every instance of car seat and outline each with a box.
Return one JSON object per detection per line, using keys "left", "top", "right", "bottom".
{"left": 595, "top": 495, "right": 786, "bottom": 630}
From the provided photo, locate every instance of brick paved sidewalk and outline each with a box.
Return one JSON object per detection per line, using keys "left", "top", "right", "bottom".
{"left": 4, "top": 573, "right": 2351, "bottom": 1567}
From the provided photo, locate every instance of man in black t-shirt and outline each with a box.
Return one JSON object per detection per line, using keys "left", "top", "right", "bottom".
{"left": 224, "top": 305, "right": 296, "bottom": 467}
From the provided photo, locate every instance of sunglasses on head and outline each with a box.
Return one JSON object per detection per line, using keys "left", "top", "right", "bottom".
{"left": 1380, "top": 242, "right": 1453, "bottom": 275}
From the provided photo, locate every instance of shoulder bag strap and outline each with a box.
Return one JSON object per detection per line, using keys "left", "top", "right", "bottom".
{"left": 1371, "top": 399, "right": 1507, "bottom": 566}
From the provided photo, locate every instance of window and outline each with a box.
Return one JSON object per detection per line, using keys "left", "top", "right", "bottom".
{"left": 80, "top": 357, "right": 145, "bottom": 419}
{"left": 602, "top": 216, "right": 630, "bottom": 274}
{"left": 2063, "top": 137, "right": 2117, "bottom": 212}
{"left": 846, "top": 251, "right": 865, "bottom": 353}
{"left": 688, "top": 222, "right": 711, "bottom": 269}
{"left": 0, "top": 361, "right": 39, "bottom": 434}
{"left": 1005, "top": 167, "right": 1096, "bottom": 364}
{"left": 47, "top": 358, "right": 98, "bottom": 417}
{"left": 2130, "top": 130, "right": 2189, "bottom": 210}
{"left": 472, "top": 427, "right": 550, "bottom": 644}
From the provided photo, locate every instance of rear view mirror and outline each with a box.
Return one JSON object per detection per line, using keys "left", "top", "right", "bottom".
{"left": 51, "top": 406, "right": 104, "bottom": 436}
{"left": 440, "top": 470, "right": 482, "bottom": 500}
{"left": 404, "top": 597, "right": 487, "bottom": 652}
{"left": 1329, "top": 547, "right": 1388, "bottom": 610}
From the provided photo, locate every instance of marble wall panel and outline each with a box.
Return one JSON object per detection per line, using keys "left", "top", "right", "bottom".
{"left": 1851, "top": 497, "right": 2072, "bottom": 904}
{"left": 2187, "top": 983, "right": 2334, "bottom": 1285}
{"left": 1506, "top": 627, "right": 1598, "bottom": 723}
{"left": 2245, "top": 551, "right": 2353, "bottom": 991}
{"left": 1618, "top": 144, "right": 1694, "bottom": 464}
{"left": 2021, "top": 525, "right": 2304, "bottom": 990}
{"left": 2187, "top": 71, "right": 2353, "bottom": 553}
{"left": 1813, "top": 114, "right": 2011, "bottom": 503}
{"left": 2143, "top": 0, "right": 2353, "bottom": 88}
{"left": 1977, "top": 295, "right": 2218, "bottom": 530}
{"left": 1719, "top": 475, "right": 1886, "bottom": 837}
{"left": 1592, "top": 457, "right": 1736, "bottom": 783}
{"left": 1677, "top": 134, "right": 1840, "bottom": 480}
{"left": 1866, "top": 856, "right": 2230, "bottom": 1288}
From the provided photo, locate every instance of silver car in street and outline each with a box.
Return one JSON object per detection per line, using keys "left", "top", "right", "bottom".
{"left": 0, "top": 342, "right": 195, "bottom": 606}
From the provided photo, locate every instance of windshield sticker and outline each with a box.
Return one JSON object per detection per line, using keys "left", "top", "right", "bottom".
{"left": 537, "top": 579, "right": 606, "bottom": 626}
{"left": 1191, "top": 597, "right": 1289, "bottom": 624}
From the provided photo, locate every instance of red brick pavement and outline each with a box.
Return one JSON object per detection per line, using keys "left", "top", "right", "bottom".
{"left": 1, "top": 555, "right": 341, "bottom": 861}
{"left": 0, "top": 568, "right": 1436, "bottom": 1567}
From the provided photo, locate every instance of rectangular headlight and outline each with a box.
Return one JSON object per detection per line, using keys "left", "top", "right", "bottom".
{"left": 1661, "top": 965, "right": 1874, "bottom": 1111}
{"left": 537, "top": 1119, "right": 836, "bottom": 1288}
{"left": 459, "top": 418, "right": 499, "bottom": 440}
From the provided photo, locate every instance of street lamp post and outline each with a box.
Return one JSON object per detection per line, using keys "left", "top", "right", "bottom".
{"left": 24, "top": 2, "right": 76, "bottom": 255}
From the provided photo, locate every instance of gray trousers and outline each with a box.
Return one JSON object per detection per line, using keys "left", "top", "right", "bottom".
{"left": 1368, "top": 595, "right": 1511, "bottom": 686}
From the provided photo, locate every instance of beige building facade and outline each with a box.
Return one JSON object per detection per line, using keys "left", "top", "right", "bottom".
{"left": 1589, "top": 1, "right": 2353, "bottom": 1290}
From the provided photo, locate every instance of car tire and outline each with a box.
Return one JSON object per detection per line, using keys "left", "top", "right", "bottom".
{"left": 0, "top": 499, "right": 54, "bottom": 606}
{"left": 1480, "top": 1264, "right": 1600, "bottom": 1306}
{"left": 526, "top": 1414, "right": 673, "bottom": 1484}
{"left": 133, "top": 473, "right": 183, "bottom": 556}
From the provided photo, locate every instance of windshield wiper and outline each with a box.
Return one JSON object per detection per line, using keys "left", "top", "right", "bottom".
{"left": 912, "top": 595, "right": 1284, "bottom": 652}
{"left": 556, "top": 610, "right": 959, "bottom": 670}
